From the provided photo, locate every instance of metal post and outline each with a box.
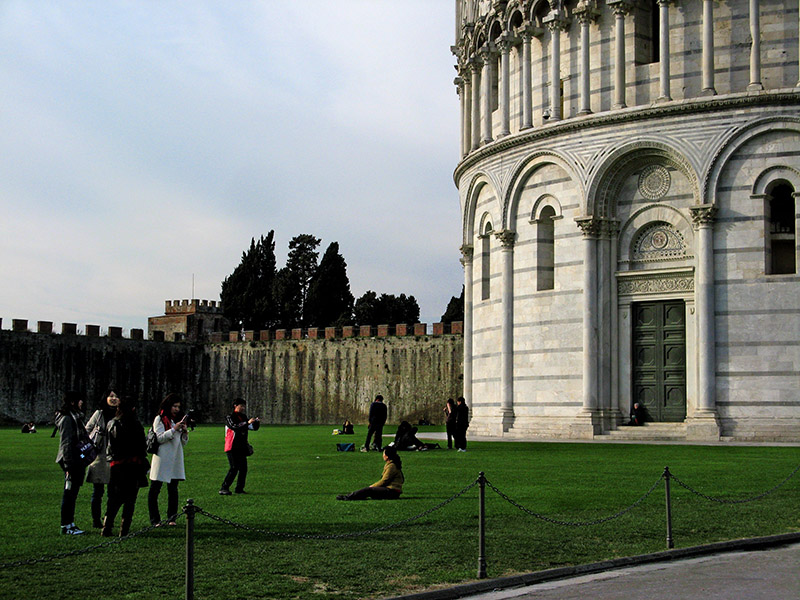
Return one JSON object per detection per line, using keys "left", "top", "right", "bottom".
{"left": 478, "top": 472, "right": 487, "bottom": 579}
{"left": 185, "top": 499, "right": 196, "bottom": 600}
{"left": 663, "top": 467, "right": 674, "bottom": 549}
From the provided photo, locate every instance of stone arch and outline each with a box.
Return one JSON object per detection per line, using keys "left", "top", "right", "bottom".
{"left": 530, "top": 0, "right": 551, "bottom": 25}
{"left": 503, "top": 149, "right": 583, "bottom": 231}
{"left": 462, "top": 172, "right": 501, "bottom": 245}
{"left": 531, "top": 193, "right": 563, "bottom": 222}
{"left": 507, "top": 5, "right": 525, "bottom": 31}
{"left": 586, "top": 141, "right": 701, "bottom": 218}
{"left": 618, "top": 203, "right": 694, "bottom": 268}
{"left": 704, "top": 116, "right": 800, "bottom": 205}
{"left": 752, "top": 165, "right": 800, "bottom": 196}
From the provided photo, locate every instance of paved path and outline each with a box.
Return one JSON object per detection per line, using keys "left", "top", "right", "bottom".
{"left": 464, "top": 543, "right": 800, "bottom": 600}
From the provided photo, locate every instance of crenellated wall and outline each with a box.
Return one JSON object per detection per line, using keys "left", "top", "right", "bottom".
{"left": 0, "top": 328, "right": 463, "bottom": 426}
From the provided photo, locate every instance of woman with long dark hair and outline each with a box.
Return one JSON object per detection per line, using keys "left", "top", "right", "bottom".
{"left": 336, "top": 445, "right": 404, "bottom": 501}
{"left": 55, "top": 391, "right": 87, "bottom": 535}
{"left": 102, "top": 394, "right": 146, "bottom": 537}
{"left": 85, "top": 389, "right": 120, "bottom": 528}
{"left": 148, "top": 393, "right": 188, "bottom": 525}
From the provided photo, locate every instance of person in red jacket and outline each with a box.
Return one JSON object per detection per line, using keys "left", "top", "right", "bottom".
{"left": 219, "top": 399, "right": 260, "bottom": 495}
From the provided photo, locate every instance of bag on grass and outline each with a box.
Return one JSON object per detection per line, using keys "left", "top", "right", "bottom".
{"left": 336, "top": 443, "right": 355, "bottom": 452}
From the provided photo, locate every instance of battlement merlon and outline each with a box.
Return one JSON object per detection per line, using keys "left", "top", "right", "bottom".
{"left": 164, "top": 299, "right": 223, "bottom": 314}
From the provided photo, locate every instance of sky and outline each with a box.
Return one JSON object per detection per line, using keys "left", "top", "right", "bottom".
{"left": 0, "top": 1, "right": 463, "bottom": 333}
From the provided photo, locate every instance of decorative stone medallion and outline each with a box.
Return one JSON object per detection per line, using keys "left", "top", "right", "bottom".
{"left": 638, "top": 165, "right": 671, "bottom": 200}
{"left": 632, "top": 222, "right": 686, "bottom": 262}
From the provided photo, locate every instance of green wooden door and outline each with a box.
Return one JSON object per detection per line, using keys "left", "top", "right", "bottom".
{"left": 632, "top": 301, "right": 687, "bottom": 422}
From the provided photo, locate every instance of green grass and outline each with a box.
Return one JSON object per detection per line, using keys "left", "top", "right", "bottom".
{"left": 0, "top": 425, "right": 798, "bottom": 599}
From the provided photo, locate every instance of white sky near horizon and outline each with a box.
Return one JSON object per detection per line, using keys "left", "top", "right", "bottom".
{"left": 0, "top": 1, "right": 463, "bottom": 332}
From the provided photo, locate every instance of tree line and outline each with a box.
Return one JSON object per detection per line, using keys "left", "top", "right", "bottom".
{"left": 220, "top": 232, "right": 463, "bottom": 331}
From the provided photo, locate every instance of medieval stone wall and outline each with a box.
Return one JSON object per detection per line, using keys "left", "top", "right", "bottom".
{"left": 0, "top": 330, "right": 463, "bottom": 426}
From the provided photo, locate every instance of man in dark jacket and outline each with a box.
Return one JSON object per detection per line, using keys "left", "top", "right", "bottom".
{"left": 219, "top": 399, "right": 260, "bottom": 495}
{"left": 454, "top": 396, "right": 470, "bottom": 452}
{"left": 362, "top": 394, "right": 387, "bottom": 452}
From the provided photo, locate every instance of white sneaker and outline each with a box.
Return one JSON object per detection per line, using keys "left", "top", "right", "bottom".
{"left": 61, "top": 523, "right": 84, "bottom": 535}
{"left": 457, "top": 448, "right": 466, "bottom": 452}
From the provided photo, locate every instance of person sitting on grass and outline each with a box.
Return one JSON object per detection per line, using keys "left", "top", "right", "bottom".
{"left": 336, "top": 445, "right": 404, "bottom": 501}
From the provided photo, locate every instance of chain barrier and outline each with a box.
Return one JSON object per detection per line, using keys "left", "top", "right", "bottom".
{"left": 0, "top": 514, "right": 184, "bottom": 570}
{"left": 195, "top": 479, "right": 478, "bottom": 540}
{"left": 669, "top": 463, "right": 800, "bottom": 504}
{"left": 485, "top": 475, "right": 664, "bottom": 527}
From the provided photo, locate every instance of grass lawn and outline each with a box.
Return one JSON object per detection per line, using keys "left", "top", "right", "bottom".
{"left": 0, "top": 425, "right": 798, "bottom": 600}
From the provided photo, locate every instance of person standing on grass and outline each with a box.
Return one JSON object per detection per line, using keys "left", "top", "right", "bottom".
{"left": 148, "top": 393, "right": 188, "bottom": 526}
{"left": 219, "top": 399, "right": 260, "bottom": 495}
{"left": 55, "top": 391, "right": 87, "bottom": 535}
{"left": 102, "top": 395, "right": 147, "bottom": 537}
{"left": 337, "top": 445, "right": 404, "bottom": 500}
{"left": 362, "top": 394, "right": 387, "bottom": 452}
{"left": 454, "top": 396, "right": 470, "bottom": 452}
{"left": 84, "top": 389, "right": 120, "bottom": 528}
{"left": 444, "top": 398, "right": 457, "bottom": 449}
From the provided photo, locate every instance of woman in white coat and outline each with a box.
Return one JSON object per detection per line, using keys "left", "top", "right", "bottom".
{"left": 147, "top": 393, "right": 188, "bottom": 526}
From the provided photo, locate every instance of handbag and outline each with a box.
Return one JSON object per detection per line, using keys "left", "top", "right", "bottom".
{"left": 74, "top": 436, "right": 97, "bottom": 465}
{"left": 146, "top": 428, "right": 160, "bottom": 454}
{"left": 246, "top": 443, "right": 254, "bottom": 456}
{"left": 71, "top": 414, "right": 97, "bottom": 465}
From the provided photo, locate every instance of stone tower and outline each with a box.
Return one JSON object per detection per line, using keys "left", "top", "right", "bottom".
{"left": 452, "top": 0, "right": 800, "bottom": 441}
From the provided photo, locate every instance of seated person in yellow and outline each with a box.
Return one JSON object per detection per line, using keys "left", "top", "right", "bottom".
{"left": 337, "top": 446, "right": 404, "bottom": 501}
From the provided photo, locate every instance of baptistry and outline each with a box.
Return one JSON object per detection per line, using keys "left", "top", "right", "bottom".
{"left": 452, "top": 0, "right": 800, "bottom": 441}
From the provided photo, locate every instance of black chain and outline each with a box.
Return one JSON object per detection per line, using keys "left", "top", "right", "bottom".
{"left": 485, "top": 475, "right": 663, "bottom": 527}
{"left": 196, "top": 480, "right": 478, "bottom": 540}
{"left": 0, "top": 514, "right": 183, "bottom": 569}
{"left": 669, "top": 463, "right": 800, "bottom": 504}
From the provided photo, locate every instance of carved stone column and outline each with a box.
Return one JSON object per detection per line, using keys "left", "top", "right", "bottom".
{"left": 496, "top": 230, "right": 516, "bottom": 432}
{"left": 520, "top": 26, "right": 534, "bottom": 129}
{"left": 608, "top": 1, "right": 632, "bottom": 109}
{"left": 480, "top": 45, "right": 494, "bottom": 144}
{"left": 470, "top": 58, "right": 482, "bottom": 151}
{"left": 600, "top": 219, "right": 621, "bottom": 427}
{"left": 702, "top": 0, "right": 716, "bottom": 95}
{"left": 689, "top": 205, "right": 720, "bottom": 440}
{"left": 462, "top": 71, "right": 472, "bottom": 155}
{"left": 544, "top": 11, "right": 568, "bottom": 122}
{"left": 657, "top": 0, "right": 672, "bottom": 101}
{"left": 461, "top": 245, "right": 475, "bottom": 408}
{"left": 748, "top": 0, "right": 763, "bottom": 91}
{"left": 575, "top": 217, "right": 602, "bottom": 436}
{"left": 574, "top": 2, "right": 599, "bottom": 116}
{"left": 498, "top": 36, "right": 512, "bottom": 137}
{"left": 455, "top": 76, "right": 466, "bottom": 157}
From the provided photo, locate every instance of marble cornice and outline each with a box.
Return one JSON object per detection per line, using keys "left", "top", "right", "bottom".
{"left": 453, "top": 90, "right": 800, "bottom": 185}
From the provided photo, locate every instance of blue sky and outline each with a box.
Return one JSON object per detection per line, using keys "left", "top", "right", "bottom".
{"left": 0, "top": 1, "right": 462, "bottom": 332}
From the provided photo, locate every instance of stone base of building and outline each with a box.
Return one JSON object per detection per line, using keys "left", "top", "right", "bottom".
{"left": 501, "top": 412, "right": 602, "bottom": 439}
{"left": 686, "top": 411, "right": 721, "bottom": 441}
{"left": 719, "top": 418, "right": 800, "bottom": 442}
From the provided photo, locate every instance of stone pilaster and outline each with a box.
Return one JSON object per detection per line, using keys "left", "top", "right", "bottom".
{"left": 657, "top": 0, "right": 672, "bottom": 102}
{"left": 701, "top": 0, "right": 716, "bottom": 95}
{"left": 543, "top": 11, "right": 569, "bottom": 122}
{"left": 520, "top": 25, "right": 535, "bottom": 129}
{"left": 748, "top": 0, "right": 763, "bottom": 91}
{"left": 496, "top": 230, "right": 515, "bottom": 432}
{"left": 688, "top": 205, "right": 721, "bottom": 440}
{"left": 608, "top": 1, "right": 633, "bottom": 109}
{"left": 574, "top": 1, "right": 599, "bottom": 115}
{"left": 498, "top": 36, "right": 513, "bottom": 137}
{"left": 461, "top": 244, "right": 474, "bottom": 408}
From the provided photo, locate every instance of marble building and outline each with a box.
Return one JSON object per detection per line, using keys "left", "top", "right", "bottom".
{"left": 452, "top": 0, "right": 800, "bottom": 441}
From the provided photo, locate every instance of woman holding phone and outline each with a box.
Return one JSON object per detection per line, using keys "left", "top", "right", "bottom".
{"left": 148, "top": 393, "right": 188, "bottom": 526}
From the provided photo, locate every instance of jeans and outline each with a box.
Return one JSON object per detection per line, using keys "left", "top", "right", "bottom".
{"left": 60, "top": 466, "right": 85, "bottom": 526}
{"left": 91, "top": 483, "right": 105, "bottom": 524}
{"left": 221, "top": 451, "right": 248, "bottom": 492}
{"left": 148, "top": 479, "right": 179, "bottom": 524}
{"left": 344, "top": 486, "right": 400, "bottom": 501}
{"left": 364, "top": 424, "right": 384, "bottom": 449}
{"left": 106, "top": 464, "right": 141, "bottom": 527}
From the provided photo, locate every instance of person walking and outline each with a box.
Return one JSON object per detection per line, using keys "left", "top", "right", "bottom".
{"left": 454, "top": 396, "right": 470, "bottom": 452}
{"left": 84, "top": 389, "right": 119, "bottom": 528}
{"left": 55, "top": 391, "right": 88, "bottom": 535}
{"left": 219, "top": 399, "right": 260, "bottom": 495}
{"left": 362, "top": 394, "right": 387, "bottom": 452}
{"left": 444, "top": 398, "right": 457, "bottom": 450}
{"left": 337, "top": 445, "right": 404, "bottom": 500}
{"left": 102, "top": 395, "right": 147, "bottom": 537}
{"left": 148, "top": 393, "right": 188, "bottom": 526}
